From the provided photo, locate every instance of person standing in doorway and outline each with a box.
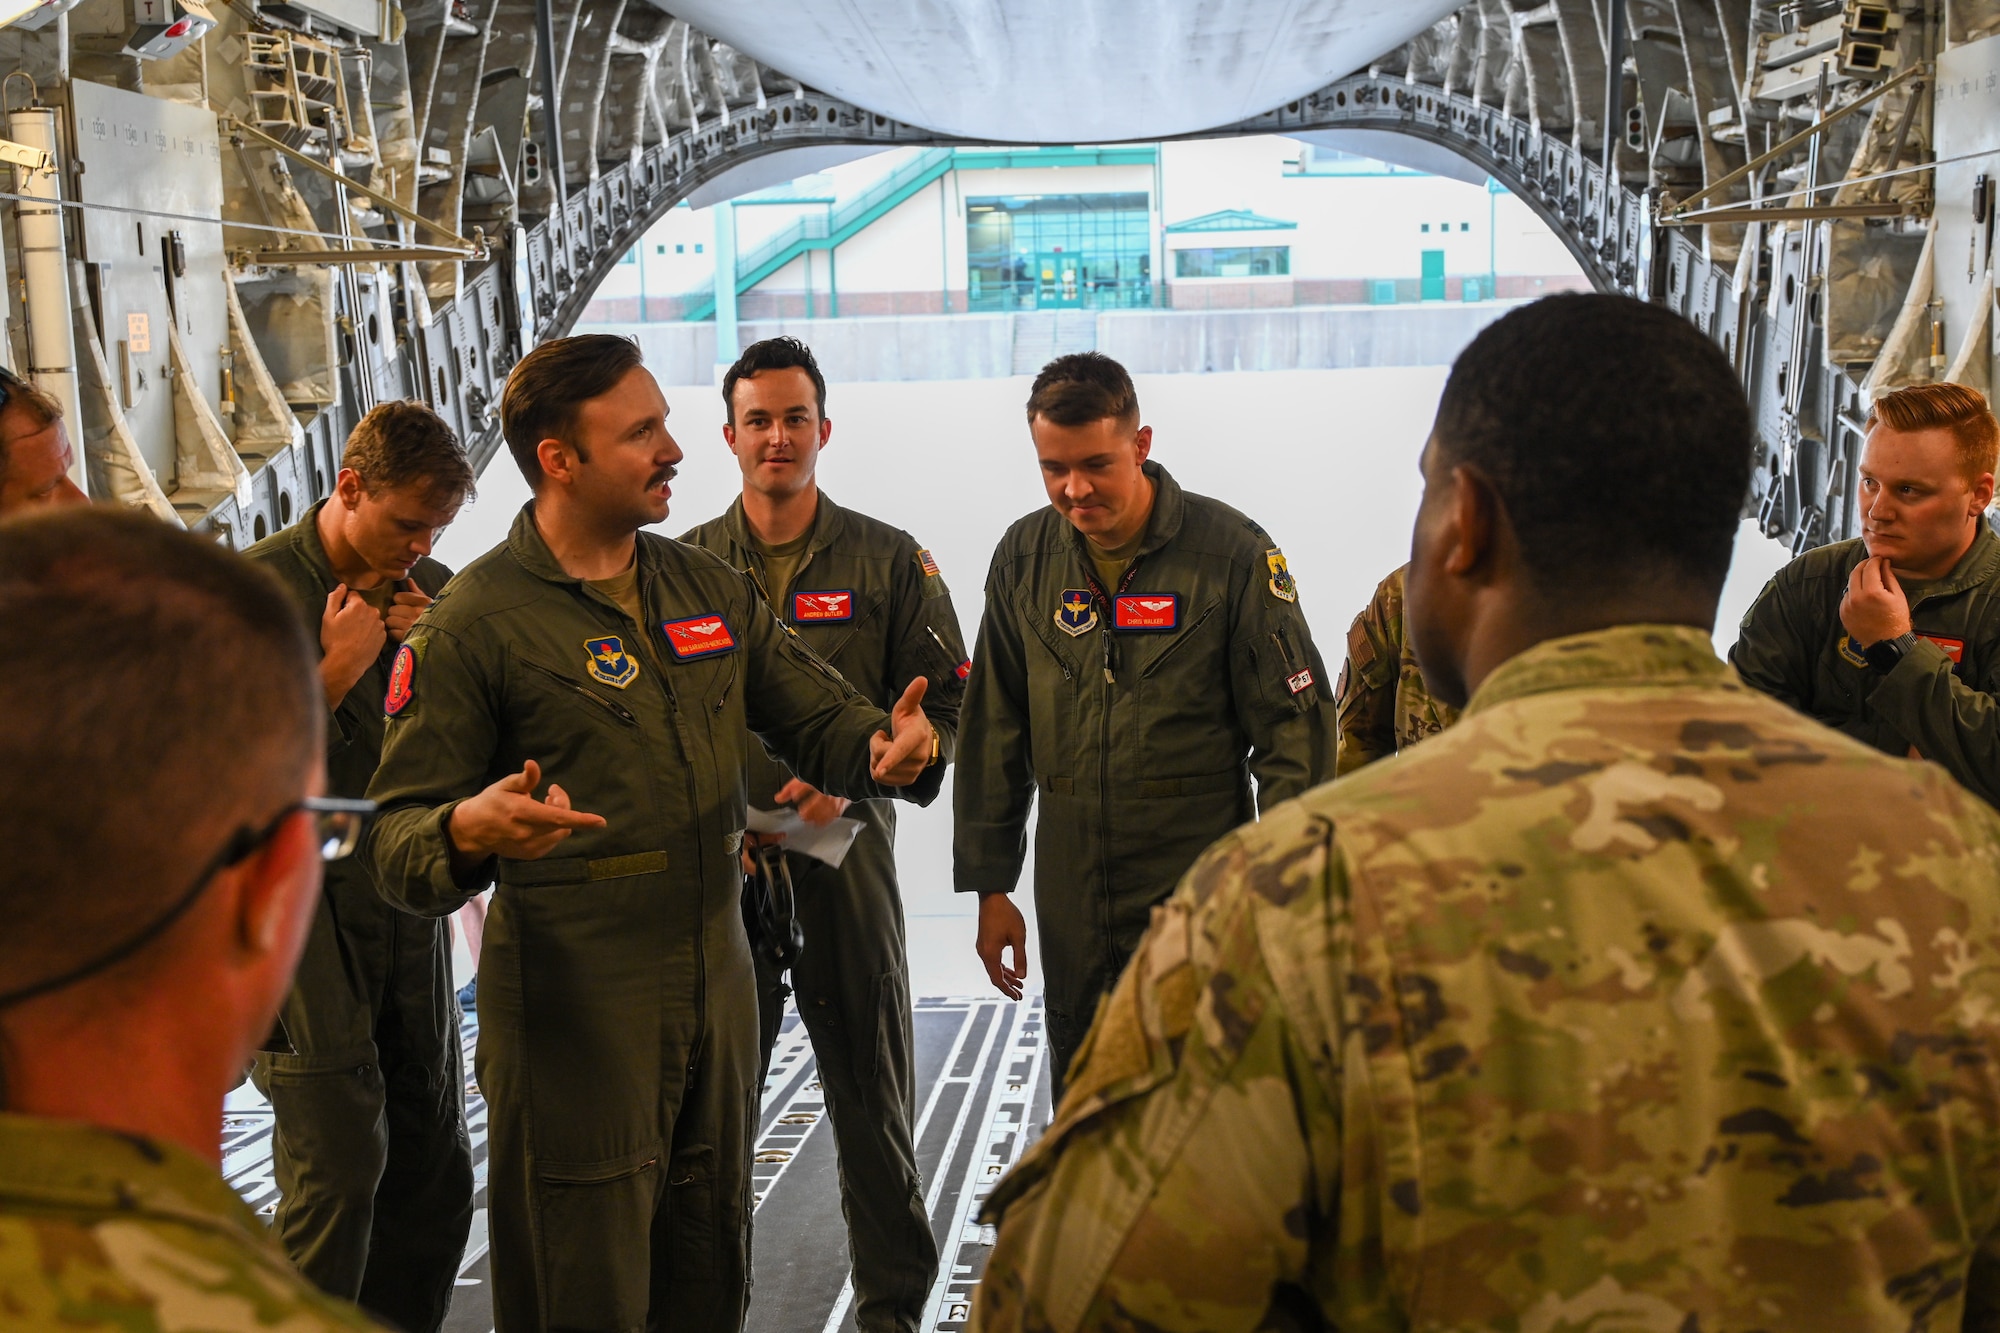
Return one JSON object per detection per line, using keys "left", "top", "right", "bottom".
{"left": 683, "top": 336, "right": 965, "bottom": 1332}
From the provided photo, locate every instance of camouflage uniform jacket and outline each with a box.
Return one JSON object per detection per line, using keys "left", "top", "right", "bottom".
{"left": 0, "top": 1112, "right": 389, "bottom": 1331}
{"left": 1334, "top": 563, "right": 1459, "bottom": 776}
{"left": 1730, "top": 524, "right": 2000, "bottom": 807}
{"left": 972, "top": 624, "right": 2000, "bottom": 1333}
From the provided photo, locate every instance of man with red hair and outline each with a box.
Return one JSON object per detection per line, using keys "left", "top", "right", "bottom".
{"left": 1733, "top": 381, "right": 2000, "bottom": 805}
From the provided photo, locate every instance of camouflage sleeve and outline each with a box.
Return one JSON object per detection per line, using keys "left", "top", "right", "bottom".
{"left": 1865, "top": 638, "right": 2000, "bottom": 807}
{"left": 971, "top": 806, "right": 1347, "bottom": 1332}
{"left": 1727, "top": 568, "right": 1816, "bottom": 711}
{"left": 1334, "top": 579, "right": 1401, "bottom": 777}
{"left": 364, "top": 624, "right": 501, "bottom": 916}
{"left": 1228, "top": 546, "right": 1338, "bottom": 809}
{"left": 953, "top": 551, "right": 1036, "bottom": 897}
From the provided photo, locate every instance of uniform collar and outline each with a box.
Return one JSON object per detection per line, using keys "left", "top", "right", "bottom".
{"left": 1902, "top": 522, "right": 2000, "bottom": 606}
{"left": 287, "top": 498, "right": 340, "bottom": 588}
{"left": 0, "top": 1111, "right": 265, "bottom": 1239}
{"left": 509, "top": 500, "right": 651, "bottom": 587}
{"left": 1066, "top": 460, "right": 1184, "bottom": 564}
{"left": 720, "top": 487, "right": 846, "bottom": 560}
{"left": 1463, "top": 623, "right": 1730, "bottom": 717}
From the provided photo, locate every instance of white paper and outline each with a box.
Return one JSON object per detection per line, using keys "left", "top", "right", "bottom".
{"left": 745, "top": 805, "right": 865, "bottom": 869}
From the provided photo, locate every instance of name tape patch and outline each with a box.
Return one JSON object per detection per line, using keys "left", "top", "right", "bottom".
{"left": 661, "top": 614, "right": 738, "bottom": 660}
{"left": 1286, "top": 668, "right": 1316, "bottom": 696}
{"left": 1921, "top": 633, "right": 1966, "bottom": 664}
{"left": 793, "top": 590, "right": 854, "bottom": 623}
{"left": 1114, "top": 593, "right": 1180, "bottom": 631}
{"left": 385, "top": 643, "right": 416, "bottom": 715}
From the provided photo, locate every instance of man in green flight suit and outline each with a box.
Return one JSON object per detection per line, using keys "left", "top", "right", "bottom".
{"left": 1334, "top": 562, "right": 1459, "bottom": 774}
{"left": 955, "top": 352, "right": 1336, "bottom": 1101}
{"left": 0, "top": 506, "right": 391, "bottom": 1333}
{"left": 971, "top": 295, "right": 2000, "bottom": 1332}
{"left": 245, "top": 400, "right": 475, "bottom": 1333}
{"left": 1731, "top": 381, "right": 2000, "bottom": 807}
{"left": 683, "top": 337, "right": 964, "bottom": 1332}
{"left": 364, "top": 334, "right": 943, "bottom": 1333}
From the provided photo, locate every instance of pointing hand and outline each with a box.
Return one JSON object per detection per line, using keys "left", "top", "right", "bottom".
{"left": 868, "top": 676, "right": 933, "bottom": 785}
{"left": 448, "top": 759, "right": 607, "bottom": 864}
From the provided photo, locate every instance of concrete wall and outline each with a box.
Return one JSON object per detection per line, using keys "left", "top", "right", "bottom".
{"left": 588, "top": 302, "right": 1532, "bottom": 384}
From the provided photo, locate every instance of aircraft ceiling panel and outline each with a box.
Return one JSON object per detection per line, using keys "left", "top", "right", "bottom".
{"left": 657, "top": 0, "right": 1467, "bottom": 141}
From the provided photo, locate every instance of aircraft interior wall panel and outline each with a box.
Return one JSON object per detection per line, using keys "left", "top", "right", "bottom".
{"left": 1934, "top": 32, "right": 2000, "bottom": 390}
{"left": 70, "top": 80, "right": 228, "bottom": 497}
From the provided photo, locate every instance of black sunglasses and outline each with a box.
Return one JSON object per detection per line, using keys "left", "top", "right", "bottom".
{"left": 0, "top": 796, "right": 376, "bottom": 1012}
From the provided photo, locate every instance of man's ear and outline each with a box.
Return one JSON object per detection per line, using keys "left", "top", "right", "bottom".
{"left": 1973, "top": 471, "right": 1995, "bottom": 515}
{"left": 722, "top": 422, "right": 738, "bottom": 452}
{"left": 333, "top": 468, "right": 366, "bottom": 511}
{"left": 817, "top": 416, "right": 832, "bottom": 451}
{"left": 1444, "top": 463, "right": 1499, "bottom": 579}
{"left": 1132, "top": 423, "right": 1153, "bottom": 464}
{"left": 229, "top": 811, "right": 322, "bottom": 961}
{"left": 536, "top": 437, "right": 576, "bottom": 486}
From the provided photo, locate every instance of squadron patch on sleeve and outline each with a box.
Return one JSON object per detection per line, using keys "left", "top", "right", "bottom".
{"left": 385, "top": 642, "right": 417, "bottom": 716}
{"left": 584, "top": 635, "right": 639, "bottom": 688}
{"left": 1265, "top": 548, "right": 1298, "bottom": 603}
{"left": 1286, "top": 668, "right": 1316, "bottom": 696}
{"left": 956, "top": 658, "right": 972, "bottom": 680}
{"left": 1056, "top": 589, "right": 1099, "bottom": 637}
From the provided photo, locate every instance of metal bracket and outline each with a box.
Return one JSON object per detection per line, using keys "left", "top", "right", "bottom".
{"left": 0, "top": 136, "right": 56, "bottom": 175}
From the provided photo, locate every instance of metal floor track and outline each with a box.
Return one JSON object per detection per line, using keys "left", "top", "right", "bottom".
{"left": 223, "top": 996, "right": 1053, "bottom": 1333}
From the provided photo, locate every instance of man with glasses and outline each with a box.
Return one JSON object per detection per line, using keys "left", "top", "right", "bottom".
{"left": 243, "top": 399, "right": 477, "bottom": 1333}
{"left": 0, "top": 367, "right": 85, "bottom": 515}
{"left": 0, "top": 505, "right": 395, "bottom": 1331}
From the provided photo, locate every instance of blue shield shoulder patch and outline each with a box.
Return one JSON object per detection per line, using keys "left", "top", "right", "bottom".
{"left": 585, "top": 635, "right": 639, "bottom": 688}
{"left": 1055, "top": 589, "right": 1098, "bottom": 637}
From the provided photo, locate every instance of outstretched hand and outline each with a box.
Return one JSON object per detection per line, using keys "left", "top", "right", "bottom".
{"left": 868, "top": 676, "right": 933, "bottom": 785}
{"left": 448, "top": 759, "right": 606, "bottom": 865}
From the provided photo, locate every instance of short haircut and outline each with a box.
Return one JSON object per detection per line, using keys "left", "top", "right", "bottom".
{"left": 343, "top": 399, "right": 476, "bottom": 504}
{"left": 499, "top": 334, "right": 644, "bottom": 484}
{"left": 0, "top": 507, "right": 320, "bottom": 1005}
{"left": 1433, "top": 293, "right": 1752, "bottom": 599}
{"left": 722, "top": 336, "right": 827, "bottom": 425}
{"left": 1026, "top": 352, "right": 1140, "bottom": 427}
{"left": 0, "top": 367, "right": 64, "bottom": 493}
{"left": 1867, "top": 382, "right": 2000, "bottom": 481}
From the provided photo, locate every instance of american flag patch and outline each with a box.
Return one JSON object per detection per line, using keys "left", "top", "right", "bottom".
{"left": 916, "top": 548, "right": 941, "bottom": 578}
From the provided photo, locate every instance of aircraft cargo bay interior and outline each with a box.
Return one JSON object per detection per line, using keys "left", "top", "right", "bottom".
{"left": 2, "top": 1, "right": 2000, "bottom": 1332}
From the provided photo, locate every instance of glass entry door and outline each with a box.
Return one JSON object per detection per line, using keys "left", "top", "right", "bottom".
{"left": 1036, "top": 252, "right": 1085, "bottom": 308}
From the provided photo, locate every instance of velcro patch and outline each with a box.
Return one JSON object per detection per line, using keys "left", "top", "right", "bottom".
{"left": 661, "top": 614, "right": 738, "bottom": 660}
{"left": 1114, "top": 594, "right": 1179, "bottom": 631}
{"left": 916, "top": 548, "right": 941, "bottom": 578}
{"left": 1920, "top": 633, "right": 1966, "bottom": 664}
{"left": 1286, "top": 668, "right": 1315, "bottom": 696}
{"left": 794, "top": 590, "right": 854, "bottom": 623}
{"left": 385, "top": 642, "right": 417, "bottom": 715}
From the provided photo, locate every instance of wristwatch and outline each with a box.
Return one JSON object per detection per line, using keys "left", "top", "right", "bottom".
{"left": 1862, "top": 632, "right": 1920, "bottom": 674}
{"left": 927, "top": 724, "right": 942, "bottom": 767}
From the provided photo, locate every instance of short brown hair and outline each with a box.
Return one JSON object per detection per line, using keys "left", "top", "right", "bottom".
{"left": 0, "top": 367, "right": 64, "bottom": 492}
{"left": 500, "top": 334, "right": 645, "bottom": 484}
{"left": 343, "top": 399, "right": 475, "bottom": 503}
{"left": 1026, "top": 352, "right": 1140, "bottom": 427}
{"left": 0, "top": 507, "right": 319, "bottom": 1009}
{"left": 1868, "top": 382, "right": 2000, "bottom": 480}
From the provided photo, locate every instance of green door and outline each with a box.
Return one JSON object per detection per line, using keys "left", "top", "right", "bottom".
{"left": 1420, "top": 249, "right": 1446, "bottom": 301}
{"left": 1037, "top": 252, "right": 1085, "bottom": 309}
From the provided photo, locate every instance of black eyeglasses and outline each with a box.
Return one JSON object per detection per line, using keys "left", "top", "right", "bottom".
{"left": 0, "top": 795, "right": 376, "bottom": 1012}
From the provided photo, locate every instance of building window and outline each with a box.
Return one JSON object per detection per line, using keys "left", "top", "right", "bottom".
{"left": 965, "top": 192, "right": 1152, "bottom": 312}
{"left": 1460, "top": 222, "right": 1471, "bottom": 232}
{"left": 695, "top": 243, "right": 704, "bottom": 254}
{"left": 657, "top": 244, "right": 667, "bottom": 254}
{"left": 619, "top": 247, "right": 637, "bottom": 265}
{"left": 1420, "top": 223, "right": 1431, "bottom": 233}
{"left": 1174, "top": 246, "right": 1291, "bottom": 278}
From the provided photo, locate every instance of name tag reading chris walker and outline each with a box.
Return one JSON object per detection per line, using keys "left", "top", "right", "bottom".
{"left": 1113, "top": 594, "right": 1179, "bottom": 631}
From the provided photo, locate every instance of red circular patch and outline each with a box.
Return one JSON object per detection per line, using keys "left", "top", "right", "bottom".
{"left": 385, "top": 643, "right": 416, "bottom": 716}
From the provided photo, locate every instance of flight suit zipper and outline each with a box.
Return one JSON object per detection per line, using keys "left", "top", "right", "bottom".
{"left": 1139, "top": 603, "right": 1218, "bottom": 679}
{"left": 1081, "top": 554, "right": 1143, "bottom": 966}
{"left": 515, "top": 658, "right": 639, "bottom": 726}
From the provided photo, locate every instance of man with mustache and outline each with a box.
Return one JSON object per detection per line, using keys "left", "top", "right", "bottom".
{"left": 1732, "top": 382, "right": 2000, "bottom": 806}
{"left": 683, "top": 336, "right": 965, "bottom": 1332}
{"left": 364, "top": 334, "right": 941, "bottom": 1333}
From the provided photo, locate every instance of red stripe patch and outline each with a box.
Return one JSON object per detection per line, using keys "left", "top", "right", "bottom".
{"left": 1920, "top": 634, "right": 1966, "bottom": 663}
{"left": 660, "top": 614, "right": 738, "bottom": 660}
{"left": 793, "top": 591, "right": 854, "bottom": 622}
{"left": 1113, "top": 594, "right": 1179, "bottom": 631}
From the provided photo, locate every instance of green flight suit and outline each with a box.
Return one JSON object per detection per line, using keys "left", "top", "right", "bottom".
{"left": 953, "top": 462, "right": 1336, "bottom": 1100}
{"left": 0, "top": 1112, "right": 394, "bottom": 1332}
{"left": 682, "top": 491, "right": 967, "bottom": 1333}
{"left": 1729, "top": 524, "right": 2000, "bottom": 807}
{"left": 364, "top": 503, "right": 933, "bottom": 1333}
{"left": 244, "top": 501, "right": 473, "bottom": 1333}
{"left": 1333, "top": 563, "right": 1459, "bottom": 775}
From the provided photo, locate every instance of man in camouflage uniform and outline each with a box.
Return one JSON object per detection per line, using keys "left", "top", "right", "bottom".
{"left": 246, "top": 400, "right": 474, "bottom": 1333}
{"left": 973, "top": 296, "right": 2000, "bottom": 1331}
{"left": 684, "top": 337, "right": 964, "bottom": 1330}
{"left": 955, "top": 352, "right": 1336, "bottom": 1102}
{"left": 0, "top": 508, "right": 391, "bottom": 1332}
{"left": 1732, "top": 381, "right": 2000, "bottom": 807}
{"left": 1333, "top": 562, "right": 1458, "bottom": 774}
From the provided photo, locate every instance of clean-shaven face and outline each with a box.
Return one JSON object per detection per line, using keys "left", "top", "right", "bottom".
{"left": 1857, "top": 424, "right": 1992, "bottom": 580}
{"left": 724, "top": 366, "right": 828, "bottom": 500}
{"left": 1031, "top": 414, "right": 1153, "bottom": 545}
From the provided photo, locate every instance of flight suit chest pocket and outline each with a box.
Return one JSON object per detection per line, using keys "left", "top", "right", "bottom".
{"left": 510, "top": 650, "right": 641, "bottom": 733}
{"left": 792, "top": 587, "right": 883, "bottom": 668}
